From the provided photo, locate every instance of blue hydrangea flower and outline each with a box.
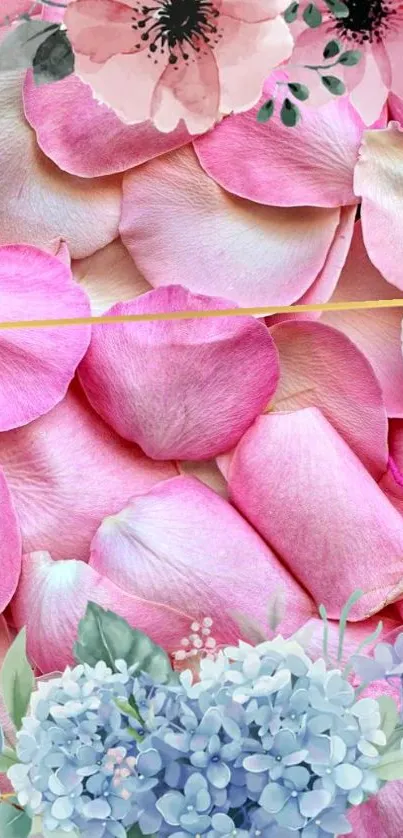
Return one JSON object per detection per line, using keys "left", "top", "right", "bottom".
{"left": 156, "top": 773, "right": 212, "bottom": 836}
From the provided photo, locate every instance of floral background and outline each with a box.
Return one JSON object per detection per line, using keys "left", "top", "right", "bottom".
{"left": 2, "top": 0, "right": 403, "bottom": 835}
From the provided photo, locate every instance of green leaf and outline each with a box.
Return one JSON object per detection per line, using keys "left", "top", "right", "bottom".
{"left": 321, "top": 75, "right": 346, "bottom": 96}
{"left": 338, "top": 49, "right": 362, "bottom": 66}
{"left": 302, "top": 3, "right": 322, "bottom": 27}
{"left": 0, "top": 804, "right": 31, "bottom": 838}
{"left": 267, "top": 589, "right": 286, "bottom": 632}
{"left": 230, "top": 611, "right": 267, "bottom": 644}
{"left": 288, "top": 83, "right": 309, "bottom": 102}
{"left": 257, "top": 99, "right": 275, "bottom": 124}
{"left": 323, "top": 0, "right": 349, "bottom": 17}
{"left": 377, "top": 696, "right": 399, "bottom": 745}
{"left": 0, "top": 628, "right": 35, "bottom": 731}
{"left": 127, "top": 826, "right": 154, "bottom": 838}
{"left": 114, "top": 697, "right": 144, "bottom": 724}
{"left": 32, "top": 30, "right": 74, "bottom": 86}
{"left": 0, "top": 747, "right": 19, "bottom": 773}
{"left": 74, "top": 602, "right": 176, "bottom": 683}
{"left": 280, "top": 98, "right": 300, "bottom": 128}
{"left": 0, "top": 21, "right": 59, "bottom": 71}
{"left": 323, "top": 39, "right": 341, "bottom": 59}
{"left": 284, "top": 1, "right": 299, "bottom": 22}
{"left": 375, "top": 750, "right": 403, "bottom": 781}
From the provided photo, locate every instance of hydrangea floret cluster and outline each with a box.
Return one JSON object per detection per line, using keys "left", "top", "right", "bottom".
{"left": 1, "top": 594, "right": 403, "bottom": 838}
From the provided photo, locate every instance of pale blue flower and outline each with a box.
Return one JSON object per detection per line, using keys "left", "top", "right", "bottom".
{"left": 156, "top": 773, "right": 212, "bottom": 835}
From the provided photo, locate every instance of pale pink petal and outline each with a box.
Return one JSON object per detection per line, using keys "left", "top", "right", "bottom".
{"left": 0, "top": 72, "right": 121, "bottom": 258}
{"left": 389, "top": 92, "right": 403, "bottom": 123}
{"left": 227, "top": 409, "right": 403, "bottom": 620}
{"left": 89, "top": 475, "right": 314, "bottom": 637}
{"left": 281, "top": 25, "right": 348, "bottom": 109}
{"left": 194, "top": 75, "right": 385, "bottom": 207}
{"left": 0, "top": 469, "right": 21, "bottom": 612}
{"left": 385, "top": 31, "right": 403, "bottom": 100}
{"left": 348, "top": 781, "right": 403, "bottom": 837}
{"left": 0, "top": 616, "right": 15, "bottom": 786}
{"left": 0, "top": 0, "right": 40, "bottom": 22}
{"left": 178, "top": 460, "right": 229, "bottom": 499}
{"left": 72, "top": 238, "right": 151, "bottom": 315}
{"left": 78, "top": 286, "right": 280, "bottom": 460}
{"left": 64, "top": 0, "right": 139, "bottom": 62}
{"left": 0, "top": 381, "right": 176, "bottom": 560}
{"left": 0, "top": 245, "right": 90, "bottom": 429}
{"left": 349, "top": 46, "right": 390, "bottom": 126}
{"left": 152, "top": 49, "right": 220, "bottom": 135}
{"left": 219, "top": 0, "right": 290, "bottom": 21}
{"left": 23, "top": 71, "right": 191, "bottom": 177}
{"left": 379, "top": 420, "right": 403, "bottom": 515}
{"left": 10, "top": 550, "right": 195, "bottom": 673}
{"left": 120, "top": 146, "right": 341, "bottom": 307}
{"left": 270, "top": 320, "right": 388, "bottom": 479}
{"left": 321, "top": 221, "right": 403, "bottom": 418}
{"left": 215, "top": 17, "right": 293, "bottom": 115}
{"left": 355, "top": 122, "right": 403, "bottom": 291}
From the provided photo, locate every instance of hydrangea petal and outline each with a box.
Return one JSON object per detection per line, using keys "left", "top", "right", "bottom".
{"left": 120, "top": 146, "right": 341, "bottom": 307}
{"left": 227, "top": 409, "right": 403, "bottom": 619}
{"left": 0, "top": 381, "right": 176, "bottom": 560}
{"left": 78, "top": 286, "right": 280, "bottom": 460}
{"left": 89, "top": 475, "right": 314, "bottom": 638}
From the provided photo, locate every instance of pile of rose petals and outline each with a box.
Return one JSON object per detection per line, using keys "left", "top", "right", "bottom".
{"left": 2, "top": 30, "right": 403, "bottom": 832}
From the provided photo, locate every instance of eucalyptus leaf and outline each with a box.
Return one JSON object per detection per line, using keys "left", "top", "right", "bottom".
{"left": 32, "top": 29, "right": 74, "bottom": 86}
{"left": 321, "top": 75, "right": 346, "bottom": 96}
{"left": 0, "top": 628, "right": 35, "bottom": 731}
{"left": 283, "top": 1, "right": 299, "bottom": 22}
{"left": 257, "top": 99, "right": 275, "bottom": 123}
{"left": 338, "top": 49, "right": 362, "bottom": 66}
{"left": 288, "top": 83, "right": 309, "bottom": 102}
{"left": 74, "top": 602, "right": 176, "bottom": 683}
{"left": 0, "top": 803, "right": 31, "bottom": 838}
{"left": 302, "top": 3, "right": 322, "bottom": 27}
{"left": 0, "top": 747, "right": 19, "bottom": 773}
{"left": 377, "top": 696, "right": 399, "bottom": 745}
{"left": 280, "top": 98, "right": 300, "bottom": 127}
{"left": 0, "top": 20, "right": 59, "bottom": 71}
{"left": 323, "top": 39, "right": 340, "bottom": 59}
{"left": 375, "top": 750, "right": 403, "bottom": 781}
{"left": 323, "top": 0, "right": 349, "bottom": 16}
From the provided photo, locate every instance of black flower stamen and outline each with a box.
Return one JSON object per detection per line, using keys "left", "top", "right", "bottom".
{"left": 335, "top": 0, "right": 397, "bottom": 44}
{"left": 132, "top": 0, "right": 221, "bottom": 65}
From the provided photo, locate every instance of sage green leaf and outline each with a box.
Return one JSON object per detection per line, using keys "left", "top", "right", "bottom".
{"left": 302, "top": 3, "right": 322, "bottom": 27}
{"left": 0, "top": 803, "right": 31, "bottom": 838}
{"left": 338, "top": 49, "right": 362, "bottom": 66}
{"left": 257, "top": 99, "right": 275, "bottom": 124}
{"left": 321, "top": 75, "right": 346, "bottom": 96}
{"left": 288, "top": 83, "right": 309, "bottom": 102}
{"left": 375, "top": 750, "right": 403, "bottom": 781}
{"left": 0, "top": 21, "right": 59, "bottom": 71}
{"left": 230, "top": 611, "right": 267, "bottom": 644}
{"left": 32, "top": 30, "right": 74, "bottom": 86}
{"left": 379, "top": 724, "right": 403, "bottom": 755}
{"left": 0, "top": 747, "right": 19, "bottom": 773}
{"left": 74, "top": 603, "right": 176, "bottom": 683}
{"left": 0, "top": 628, "right": 35, "bottom": 731}
{"left": 280, "top": 98, "right": 300, "bottom": 128}
{"left": 284, "top": 1, "right": 299, "bottom": 22}
{"left": 127, "top": 826, "right": 154, "bottom": 838}
{"left": 377, "top": 696, "right": 399, "bottom": 745}
{"left": 323, "top": 39, "right": 340, "bottom": 59}
{"left": 323, "top": 0, "right": 349, "bottom": 17}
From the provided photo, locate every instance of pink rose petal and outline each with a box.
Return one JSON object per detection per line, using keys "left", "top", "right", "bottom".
{"left": 0, "top": 72, "right": 121, "bottom": 258}
{"left": 0, "top": 469, "right": 21, "bottom": 612}
{"left": 10, "top": 550, "right": 196, "bottom": 673}
{"left": 72, "top": 238, "right": 151, "bottom": 315}
{"left": 354, "top": 122, "right": 403, "bottom": 291}
{"left": 194, "top": 77, "right": 386, "bottom": 207}
{"left": 269, "top": 320, "right": 388, "bottom": 479}
{"left": 227, "top": 409, "right": 403, "bottom": 620}
{"left": 23, "top": 71, "right": 192, "bottom": 178}
{"left": 321, "top": 221, "right": 403, "bottom": 418}
{"left": 0, "top": 381, "right": 176, "bottom": 560}
{"left": 0, "top": 615, "right": 15, "bottom": 790}
{"left": 89, "top": 475, "right": 314, "bottom": 637}
{"left": 348, "top": 781, "right": 403, "bottom": 837}
{"left": 0, "top": 245, "right": 90, "bottom": 429}
{"left": 120, "top": 145, "right": 341, "bottom": 307}
{"left": 78, "top": 286, "right": 280, "bottom": 460}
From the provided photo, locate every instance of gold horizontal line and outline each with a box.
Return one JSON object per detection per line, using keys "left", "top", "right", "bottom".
{"left": 0, "top": 297, "right": 402, "bottom": 329}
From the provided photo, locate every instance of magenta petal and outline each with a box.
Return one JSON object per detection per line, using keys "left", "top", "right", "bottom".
{"left": 348, "top": 781, "right": 403, "bottom": 837}
{"left": 270, "top": 320, "right": 388, "bottom": 479}
{"left": 10, "top": 551, "right": 195, "bottom": 673}
{"left": 0, "top": 381, "right": 176, "bottom": 560}
{"left": 89, "top": 475, "right": 314, "bottom": 639}
{"left": 0, "top": 469, "right": 21, "bottom": 612}
{"left": 227, "top": 410, "right": 403, "bottom": 619}
{"left": 23, "top": 71, "right": 192, "bottom": 178}
{"left": 194, "top": 77, "right": 385, "bottom": 207}
{"left": 0, "top": 245, "right": 90, "bottom": 429}
{"left": 120, "top": 146, "right": 341, "bottom": 307}
{"left": 78, "top": 286, "right": 280, "bottom": 460}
